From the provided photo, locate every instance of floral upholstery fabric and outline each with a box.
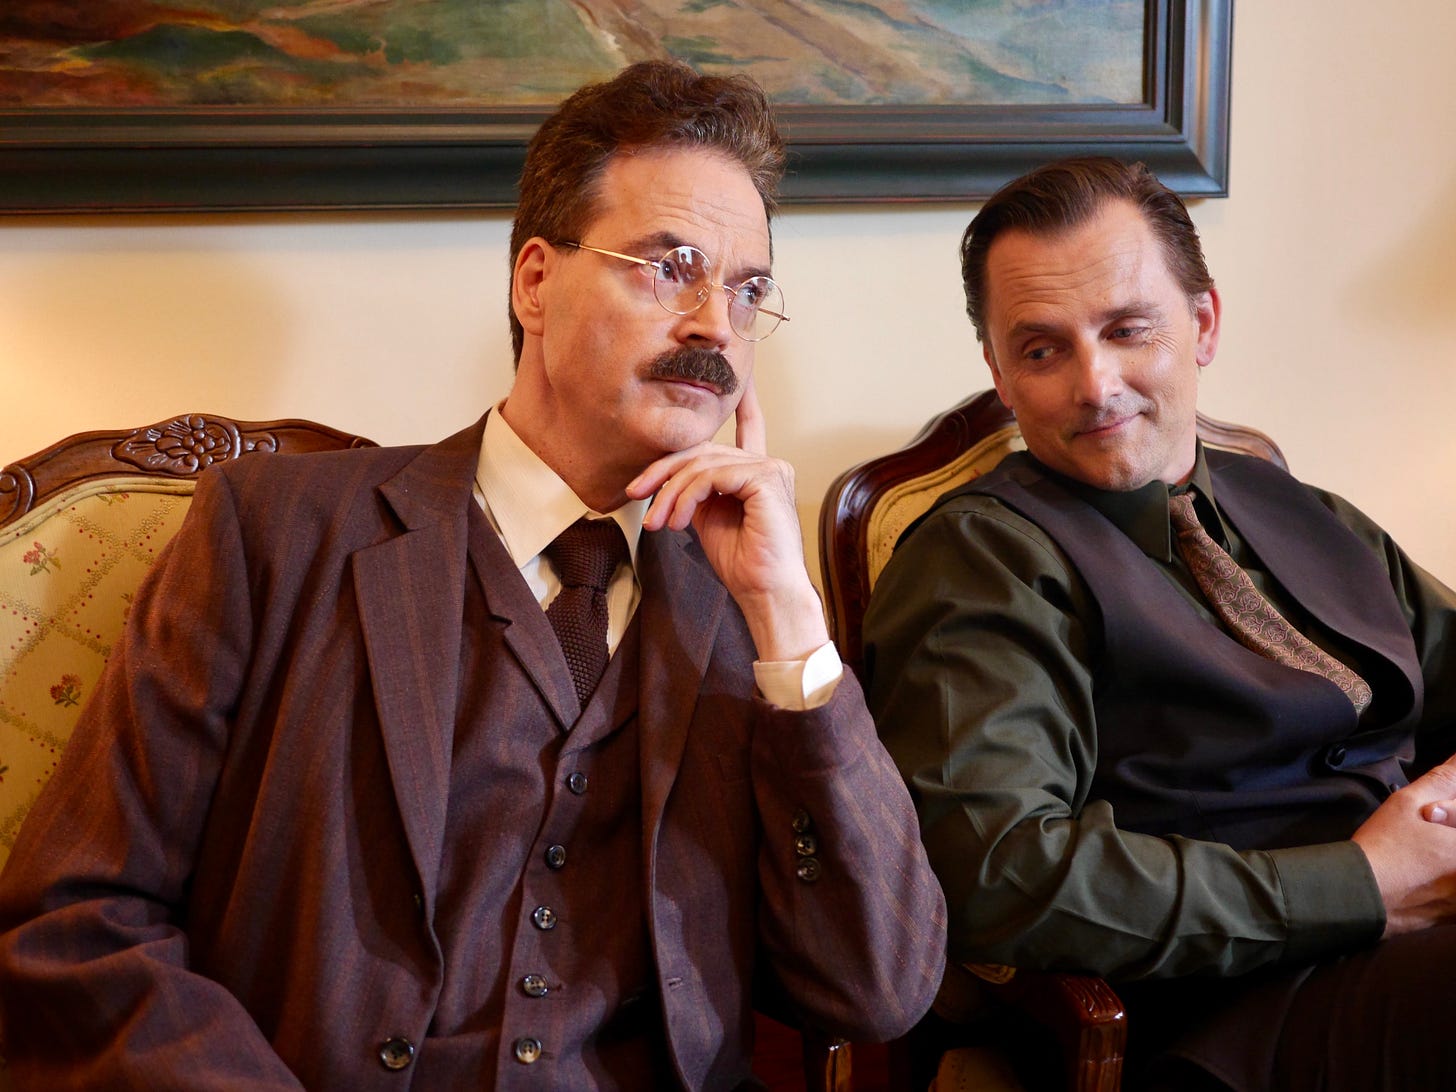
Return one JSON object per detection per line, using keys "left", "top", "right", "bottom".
{"left": 0, "top": 478, "right": 195, "bottom": 868}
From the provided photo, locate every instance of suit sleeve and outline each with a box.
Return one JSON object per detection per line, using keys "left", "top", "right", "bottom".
{"left": 862, "top": 496, "right": 1384, "bottom": 982}
{"left": 747, "top": 670, "right": 947, "bottom": 1042}
{"left": 0, "top": 471, "right": 305, "bottom": 1090}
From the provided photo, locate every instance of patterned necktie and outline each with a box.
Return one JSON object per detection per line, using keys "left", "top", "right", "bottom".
{"left": 542, "top": 517, "right": 629, "bottom": 707}
{"left": 1167, "top": 492, "right": 1372, "bottom": 714}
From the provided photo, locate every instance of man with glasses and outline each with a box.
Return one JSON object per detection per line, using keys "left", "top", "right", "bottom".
{"left": 0, "top": 61, "right": 945, "bottom": 1090}
{"left": 865, "top": 156, "right": 1456, "bottom": 1090}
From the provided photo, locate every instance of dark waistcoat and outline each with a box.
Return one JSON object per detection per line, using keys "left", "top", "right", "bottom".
{"left": 966, "top": 450, "right": 1423, "bottom": 850}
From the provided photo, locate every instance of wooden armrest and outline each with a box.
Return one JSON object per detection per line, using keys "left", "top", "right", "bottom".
{"left": 800, "top": 1028, "right": 852, "bottom": 1092}
{"left": 967, "top": 964, "right": 1125, "bottom": 1092}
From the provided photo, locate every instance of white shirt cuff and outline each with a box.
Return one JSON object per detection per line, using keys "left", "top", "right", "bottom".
{"left": 752, "top": 642, "right": 844, "bottom": 711}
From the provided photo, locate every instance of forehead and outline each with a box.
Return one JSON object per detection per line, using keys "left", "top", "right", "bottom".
{"left": 587, "top": 146, "right": 771, "bottom": 265}
{"left": 985, "top": 200, "right": 1179, "bottom": 322}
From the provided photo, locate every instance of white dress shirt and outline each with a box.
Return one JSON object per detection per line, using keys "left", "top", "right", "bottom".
{"left": 474, "top": 407, "right": 840, "bottom": 710}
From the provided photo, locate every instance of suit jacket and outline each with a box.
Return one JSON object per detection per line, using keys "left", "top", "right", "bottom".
{"left": 0, "top": 417, "right": 945, "bottom": 1091}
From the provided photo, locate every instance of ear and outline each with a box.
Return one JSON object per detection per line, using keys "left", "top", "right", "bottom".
{"left": 511, "top": 238, "right": 553, "bottom": 339}
{"left": 1193, "top": 287, "right": 1222, "bottom": 369}
{"left": 983, "top": 342, "right": 1013, "bottom": 410}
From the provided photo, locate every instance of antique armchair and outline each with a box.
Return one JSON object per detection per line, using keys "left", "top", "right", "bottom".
{"left": 0, "top": 414, "right": 376, "bottom": 870}
{"left": 818, "top": 389, "right": 1286, "bottom": 1092}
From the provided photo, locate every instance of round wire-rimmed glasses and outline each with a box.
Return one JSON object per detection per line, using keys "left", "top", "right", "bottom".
{"left": 560, "top": 241, "right": 789, "bottom": 342}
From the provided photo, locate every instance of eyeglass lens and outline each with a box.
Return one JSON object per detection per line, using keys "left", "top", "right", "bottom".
{"left": 653, "top": 246, "right": 785, "bottom": 342}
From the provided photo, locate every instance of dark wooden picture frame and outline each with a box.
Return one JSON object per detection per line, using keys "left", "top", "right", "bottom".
{"left": 0, "top": 0, "right": 1230, "bottom": 214}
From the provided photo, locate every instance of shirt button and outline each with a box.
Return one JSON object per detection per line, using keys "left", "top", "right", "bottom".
{"left": 796, "top": 857, "right": 822, "bottom": 883}
{"left": 791, "top": 808, "right": 812, "bottom": 833}
{"left": 794, "top": 833, "right": 818, "bottom": 857}
{"left": 514, "top": 1037, "right": 543, "bottom": 1064}
{"left": 545, "top": 844, "right": 567, "bottom": 869}
{"left": 567, "top": 771, "right": 589, "bottom": 794}
{"left": 522, "top": 974, "right": 549, "bottom": 998}
{"left": 378, "top": 1037, "right": 415, "bottom": 1071}
{"left": 532, "top": 905, "right": 558, "bottom": 930}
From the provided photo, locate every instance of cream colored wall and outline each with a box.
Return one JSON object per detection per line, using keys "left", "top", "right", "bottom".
{"left": 2, "top": 2, "right": 1453, "bottom": 582}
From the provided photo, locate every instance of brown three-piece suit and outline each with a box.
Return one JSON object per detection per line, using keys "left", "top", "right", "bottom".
{"left": 0, "top": 417, "right": 945, "bottom": 1090}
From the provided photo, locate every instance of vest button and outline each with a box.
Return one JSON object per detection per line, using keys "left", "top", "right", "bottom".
{"left": 377, "top": 1037, "right": 415, "bottom": 1071}
{"left": 567, "top": 771, "right": 589, "bottom": 794}
{"left": 794, "top": 833, "right": 818, "bottom": 857}
{"left": 532, "top": 905, "right": 558, "bottom": 930}
{"left": 791, "top": 808, "right": 812, "bottom": 833}
{"left": 545, "top": 844, "right": 567, "bottom": 869}
{"left": 522, "top": 974, "right": 549, "bottom": 998}
{"left": 796, "top": 857, "right": 822, "bottom": 883}
{"left": 1325, "top": 744, "right": 1347, "bottom": 768}
{"left": 514, "top": 1036, "right": 543, "bottom": 1064}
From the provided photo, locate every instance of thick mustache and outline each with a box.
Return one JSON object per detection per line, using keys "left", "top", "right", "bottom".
{"left": 646, "top": 347, "right": 739, "bottom": 396}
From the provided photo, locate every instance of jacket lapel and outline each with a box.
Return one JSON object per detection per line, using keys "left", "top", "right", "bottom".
{"left": 353, "top": 417, "right": 481, "bottom": 903}
{"left": 465, "top": 507, "right": 581, "bottom": 729}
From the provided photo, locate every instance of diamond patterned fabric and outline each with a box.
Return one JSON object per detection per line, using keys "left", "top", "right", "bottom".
{"left": 542, "top": 517, "right": 628, "bottom": 708}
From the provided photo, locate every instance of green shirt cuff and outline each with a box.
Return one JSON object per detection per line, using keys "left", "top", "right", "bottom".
{"left": 1270, "top": 840, "right": 1385, "bottom": 965}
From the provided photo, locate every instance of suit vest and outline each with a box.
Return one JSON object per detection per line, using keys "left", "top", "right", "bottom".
{"left": 962, "top": 450, "right": 1424, "bottom": 851}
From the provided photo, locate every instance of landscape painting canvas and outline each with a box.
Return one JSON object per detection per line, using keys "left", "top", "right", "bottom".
{"left": 0, "top": 0, "right": 1145, "bottom": 110}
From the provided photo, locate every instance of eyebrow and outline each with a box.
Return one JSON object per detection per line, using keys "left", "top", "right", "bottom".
{"left": 619, "top": 229, "right": 772, "bottom": 284}
{"left": 1007, "top": 299, "right": 1166, "bottom": 341}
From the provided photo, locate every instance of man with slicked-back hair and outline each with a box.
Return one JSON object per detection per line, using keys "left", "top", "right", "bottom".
{"left": 867, "top": 156, "right": 1456, "bottom": 1091}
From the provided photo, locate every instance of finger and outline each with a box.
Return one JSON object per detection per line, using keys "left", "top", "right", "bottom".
{"left": 1407, "top": 753, "right": 1456, "bottom": 800}
{"left": 646, "top": 464, "right": 751, "bottom": 532}
{"left": 734, "top": 374, "right": 767, "bottom": 455}
{"left": 1422, "top": 800, "right": 1456, "bottom": 827}
{"left": 625, "top": 442, "right": 717, "bottom": 500}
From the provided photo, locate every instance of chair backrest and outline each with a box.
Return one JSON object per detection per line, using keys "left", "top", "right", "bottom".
{"left": 0, "top": 414, "right": 375, "bottom": 869}
{"left": 819, "top": 389, "right": 1288, "bottom": 674}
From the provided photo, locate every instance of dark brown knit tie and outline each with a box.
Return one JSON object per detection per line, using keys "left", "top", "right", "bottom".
{"left": 1168, "top": 492, "right": 1371, "bottom": 714}
{"left": 542, "top": 517, "right": 629, "bottom": 707}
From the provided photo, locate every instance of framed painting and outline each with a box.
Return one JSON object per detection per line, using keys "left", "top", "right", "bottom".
{"left": 0, "top": 0, "right": 1230, "bottom": 213}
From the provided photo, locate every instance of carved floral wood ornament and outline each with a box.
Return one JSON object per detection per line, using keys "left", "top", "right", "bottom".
{"left": 113, "top": 415, "right": 280, "bottom": 475}
{"left": 0, "top": 414, "right": 374, "bottom": 528}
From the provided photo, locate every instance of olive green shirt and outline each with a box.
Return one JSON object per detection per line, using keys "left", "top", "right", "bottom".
{"left": 864, "top": 446, "right": 1456, "bottom": 981}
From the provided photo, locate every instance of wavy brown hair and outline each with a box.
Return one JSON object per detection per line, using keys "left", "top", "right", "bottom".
{"left": 509, "top": 60, "right": 785, "bottom": 361}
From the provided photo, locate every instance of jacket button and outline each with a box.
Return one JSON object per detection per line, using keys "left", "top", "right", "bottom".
{"left": 796, "top": 857, "right": 822, "bottom": 883}
{"left": 514, "top": 1036, "right": 543, "bottom": 1064}
{"left": 791, "top": 808, "right": 812, "bottom": 833}
{"left": 794, "top": 833, "right": 818, "bottom": 857}
{"left": 378, "top": 1037, "right": 415, "bottom": 1071}
{"left": 532, "top": 905, "right": 558, "bottom": 930}
{"left": 522, "top": 974, "right": 549, "bottom": 998}
{"left": 567, "top": 771, "right": 589, "bottom": 794}
{"left": 545, "top": 844, "right": 567, "bottom": 869}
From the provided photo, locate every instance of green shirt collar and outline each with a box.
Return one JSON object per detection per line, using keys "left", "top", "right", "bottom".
{"left": 1026, "top": 442, "right": 1229, "bottom": 563}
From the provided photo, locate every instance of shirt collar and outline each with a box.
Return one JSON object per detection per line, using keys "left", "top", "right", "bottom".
{"left": 1029, "top": 441, "right": 1228, "bottom": 563}
{"left": 475, "top": 405, "right": 646, "bottom": 570}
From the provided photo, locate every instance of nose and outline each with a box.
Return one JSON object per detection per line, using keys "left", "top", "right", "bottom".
{"left": 675, "top": 285, "right": 735, "bottom": 350}
{"left": 1072, "top": 342, "right": 1125, "bottom": 406}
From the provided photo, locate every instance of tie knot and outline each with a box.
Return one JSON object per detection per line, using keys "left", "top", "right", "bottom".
{"left": 544, "top": 517, "right": 628, "bottom": 592}
{"left": 1167, "top": 491, "right": 1201, "bottom": 535}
